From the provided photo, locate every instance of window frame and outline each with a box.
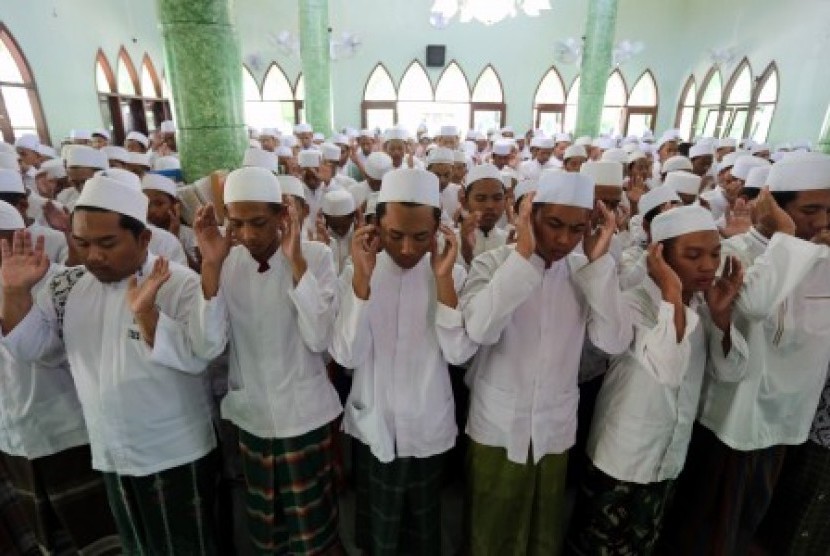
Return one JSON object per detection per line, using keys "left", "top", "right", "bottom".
{"left": 533, "top": 66, "right": 567, "bottom": 134}
{"left": 361, "top": 63, "right": 398, "bottom": 129}
{"left": 720, "top": 58, "right": 753, "bottom": 139}
{"left": 623, "top": 69, "right": 658, "bottom": 136}
{"left": 470, "top": 65, "right": 506, "bottom": 132}
{"left": 0, "top": 23, "right": 50, "bottom": 144}
{"left": 675, "top": 75, "right": 697, "bottom": 139}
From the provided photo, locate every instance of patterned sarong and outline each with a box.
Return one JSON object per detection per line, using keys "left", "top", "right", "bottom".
{"left": 0, "top": 460, "right": 39, "bottom": 555}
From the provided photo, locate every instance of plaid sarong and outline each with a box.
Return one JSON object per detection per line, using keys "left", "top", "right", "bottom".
{"left": 354, "top": 441, "right": 446, "bottom": 556}
{"left": 565, "top": 462, "right": 675, "bottom": 555}
{"left": 657, "top": 423, "right": 786, "bottom": 555}
{"left": 4, "top": 445, "right": 121, "bottom": 555}
{"left": 755, "top": 439, "right": 830, "bottom": 555}
{"left": 465, "top": 440, "right": 568, "bottom": 556}
{"left": 101, "top": 451, "right": 219, "bottom": 556}
{"left": 238, "top": 424, "right": 341, "bottom": 555}
{"left": 0, "top": 461, "right": 39, "bottom": 556}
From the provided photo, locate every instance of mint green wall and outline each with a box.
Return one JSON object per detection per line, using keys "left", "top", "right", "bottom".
{"left": 2, "top": 0, "right": 828, "bottom": 146}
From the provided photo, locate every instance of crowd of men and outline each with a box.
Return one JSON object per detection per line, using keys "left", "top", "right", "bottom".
{"left": 0, "top": 118, "right": 827, "bottom": 555}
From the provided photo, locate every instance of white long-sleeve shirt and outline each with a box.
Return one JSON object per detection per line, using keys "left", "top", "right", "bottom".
{"left": 193, "top": 242, "right": 342, "bottom": 439}
{"left": 149, "top": 225, "right": 187, "bottom": 266}
{"left": 1, "top": 256, "right": 215, "bottom": 476}
{"left": 699, "top": 232, "right": 830, "bottom": 450}
{"left": 587, "top": 278, "right": 749, "bottom": 484}
{"left": 330, "top": 253, "right": 477, "bottom": 463}
{"left": 461, "top": 246, "right": 632, "bottom": 464}
{"left": 328, "top": 227, "right": 353, "bottom": 275}
{"left": 28, "top": 223, "right": 68, "bottom": 264}
{"left": 455, "top": 226, "right": 508, "bottom": 270}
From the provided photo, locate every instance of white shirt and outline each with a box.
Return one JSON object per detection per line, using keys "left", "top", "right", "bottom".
{"left": 0, "top": 266, "right": 88, "bottom": 459}
{"left": 699, "top": 232, "right": 830, "bottom": 450}
{"left": 196, "top": 242, "right": 342, "bottom": 439}
{"left": 149, "top": 225, "right": 188, "bottom": 266}
{"left": 348, "top": 181, "right": 375, "bottom": 209}
{"left": 27, "top": 193, "right": 65, "bottom": 228}
{"left": 56, "top": 186, "right": 81, "bottom": 210}
{"left": 456, "top": 226, "right": 508, "bottom": 269}
{"left": 303, "top": 183, "right": 325, "bottom": 235}
{"left": 461, "top": 247, "right": 632, "bottom": 464}
{"left": 328, "top": 227, "right": 353, "bottom": 274}
{"left": 28, "top": 223, "right": 67, "bottom": 263}
{"left": 700, "top": 186, "right": 729, "bottom": 222}
{"left": 588, "top": 278, "right": 749, "bottom": 484}
{"left": 330, "top": 253, "right": 477, "bottom": 463}
{"left": 2, "top": 256, "right": 216, "bottom": 476}
{"left": 178, "top": 225, "right": 198, "bottom": 263}
{"left": 518, "top": 159, "right": 556, "bottom": 180}
{"left": 440, "top": 183, "right": 463, "bottom": 222}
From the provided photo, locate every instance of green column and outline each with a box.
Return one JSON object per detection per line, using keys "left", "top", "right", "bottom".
{"left": 299, "top": 0, "right": 333, "bottom": 134}
{"left": 156, "top": 0, "right": 247, "bottom": 182}
{"left": 574, "top": 0, "right": 619, "bottom": 138}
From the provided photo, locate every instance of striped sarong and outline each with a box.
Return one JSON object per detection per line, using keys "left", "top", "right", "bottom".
{"left": 0, "top": 460, "right": 39, "bottom": 556}
{"left": 755, "top": 439, "right": 830, "bottom": 555}
{"left": 565, "top": 462, "right": 675, "bottom": 556}
{"left": 465, "top": 440, "right": 568, "bottom": 556}
{"left": 101, "top": 451, "right": 219, "bottom": 556}
{"left": 4, "top": 445, "right": 121, "bottom": 555}
{"left": 657, "top": 423, "right": 786, "bottom": 555}
{"left": 238, "top": 424, "right": 341, "bottom": 555}
{"left": 354, "top": 441, "right": 445, "bottom": 556}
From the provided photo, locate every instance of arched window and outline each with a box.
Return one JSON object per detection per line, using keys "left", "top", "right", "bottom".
{"left": 563, "top": 76, "right": 580, "bottom": 134}
{"left": 533, "top": 67, "right": 566, "bottom": 135}
{"left": 471, "top": 65, "right": 505, "bottom": 133}
{"left": 675, "top": 76, "right": 697, "bottom": 140}
{"left": 262, "top": 63, "right": 298, "bottom": 130}
{"left": 396, "top": 60, "right": 435, "bottom": 133}
{"left": 721, "top": 59, "right": 753, "bottom": 139}
{"left": 748, "top": 63, "right": 778, "bottom": 142}
{"left": 0, "top": 24, "right": 48, "bottom": 143}
{"left": 695, "top": 67, "right": 722, "bottom": 138}
{"left": 432, "top": 61, "right": 471, "bottom": 133}
{"left": 294, "top": 74, "right": 305, "bottom": 124}
{"left": 600, "top": 70, "right": 627, "bottom": 135}
{"left": 242, "top": 65, "right": 264, "bottom": 130}
{"left": 625, "top": 70, "right": 658, "bottom": 136}
{"left": 140, "top": 55, "right": 172, "bottom": 133}
{"left": 361, "top": 64, "right": 397, "bottom": 130}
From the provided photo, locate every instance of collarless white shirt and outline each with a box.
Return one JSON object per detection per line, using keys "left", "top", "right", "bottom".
{"left": 455, "top": 226, "right": 508, "bottom": 269}
{"left": 149, "top": 225, "right": 187, "bottom": 266}
{"left": 27, "top": 193, "right": 65, "bottom": 228}
{"left": 2, "top": 256, "right": 216, "bottom": 476}
{"left": 440, "top": 183, "right": 463, "bottom": 222}
{"left": 27, "top": 222, "right": 68, "bottom": 263}
{"left": 461, "top": 246, "right": 633, "bottom": 464}
{"left": 330, "top": 253, "right": 477, "bottom": 463}
{"left": 328, "top": 227, "right": 353, "bottom": 274}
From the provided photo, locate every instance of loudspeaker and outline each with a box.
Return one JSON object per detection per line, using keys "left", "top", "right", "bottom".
{"left": 426, "top": 45, "right": 446, "bottom": 67}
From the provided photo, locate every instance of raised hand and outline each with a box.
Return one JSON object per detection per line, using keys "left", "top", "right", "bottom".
{"left": 812, "top": 229, "right": 830, "bottom": 247}
{"left": 314, "top": 213, "right": 331, "bottom": 245}
{"left": 193, "top": 204, "right": 231, "bottom": 266}
{"left": 514, "top": 191, "right": 536, "bottom": 259}
{"left": 350, "top": 225, "right": 380, "bottom": 300}
{"left": 43, "top": 201, "right": 70, "bottom": 233}
{"left": 721, "top": 198, "right": 752, "bottom": 238}
{"left": 280, "top": 202, "right": 307, "bottom": 282}
{"left": 0, "top": 231, "right": 49, "bottom": 292}
{"left": 126, "top": 257, "right": 171, "bottom": 316}
{"left": 752, "top": 187, "right": 795, "bottom": 238}
{"left": 705, "top": 255, "right": 744, "bottom": 331}
{"left": 583, "top": 200, "right": 616, "bottom": 262}
{"left": 646, "top": 243, "right": 682, "bottom": 300}
{"left": 459, "top": 211, "right": 480, "bottom": 263}
{"left": 615, "top": 204, "right": 631, "bottom": 232}
{"left": 626, "top": 175, "right": 647, "bottom": 205}
{"left": 431, "top": 225, "right": 459, "bottom": 278}
{"left": 167, "top": 204, "right": 182, "bottom": 237}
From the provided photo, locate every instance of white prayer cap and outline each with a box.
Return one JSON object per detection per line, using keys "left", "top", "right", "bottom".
{"left": 154, "top": 156, "right": 181, "bottom": 171}
{"left": 141, "top": 173, "right": 177, "bottom": 197}
{"left": 427, "top": 147, "right": 455, "bottom": 165}
{"left": 92, "top": 128, "right": 110, "bottom": 140}
{"left": 575, "top": 136, "right": 593, "bottom": 147}
{"left": 313, "top": 132, "right": 325, "bottom": 142}
{"left": 384, "top": 127, "right": 408, "bottom": 142}
{"left": 242, "top": 147, "right": 277, "bottom": 172}
{"left": 359, "top": 129, "right": 374, "bottom": 138}
{"left": 600, "top": 148, "right": 629, "bottom": 164}
{"left": 717, "top": 151, "right": 747, "bottom": 173}
{"left": 276, "top": 146, "right": 293, "bottom": 157}
{"left": 0, "top": 169, "right": 24, "bottom": 193}
{"left": 281, "top": 135, "right": 298, "bottom": 148}
{"left": 36, "top": 145, "right": 56, "bottom": 159}
{"left": 768, "top": 152, "right": 830, "bottom": 192}
{"left": 322, "top": 189, "right": 356, "bottom": 216}
{"left": 365, "top": 193, "right": 379, "bottom": 216}
{"left": 14, "top": 134, "right": 39, "bottom": 151}
{"left": 465, "top": 164, "right": 503, "bottom": 189}
{"left": 534, "top": 170, "right": 594, "bottom": 209}
{"left": 554, "top": 132, "right": 572, "bottom": 144}
{"left": 75, "top": 170, "right": 148, "bottom": 225}
{"left": 0, "top": 143, "right": 15, "bottom": 155}
{"left": 259, "top": 128, "right": 280, "bottom": 138}
{"left": 639, "top": 186, "right": 681, "bottom": 217}
{"left": 249, "top": 139, "right": 262, "bottom": 149}
{"left": 582, "top": 160, "right": 624, "bottom": 187}
{"left": 717, "top": 137, "right": 737, "bottom": 149}
{"left": 330, "top": 174, "right": 358, "bottom": 190}
{"left": 622, "top": 142, "right": 639, "bottom": 154}
{"left": 0, "top": 200, "right": 24, "bottom": 230}
{"left": 453, "top": 150, "right": 467, "bottom": 163}
{"left": 500, "top": 167, "right": 518, "bottom": 187}
{"left": 732, "top": 156, "right": 770, "bottom": 181}
{"left": 365, "top": 152, "right": 393, "bottom": 180}
{"left": 689, "top": 143, "right": 713, "bottom": 159}
{"left": 492, "top": 141, "right": 513, "bottom": 156}
{"left": 751, "top": 143, "right": 771, "bottom": 155}
{"left": 0, "top": 153, "right": 19, "bottom": 170}
{"left": 378, "top": 168, "right": 440, "bottom": 208}
{"left": 627, "top": 150, "right": 647, "bottom": 164}
{"left": 224, "top": 167, "right": 282, "bottom": 204}
{"left": 297, "top": 149, "right": 321, "bottom": 168}
{"left": 39, "top": 159, "right": 66, "bottom": 179}
{"left": 664, "top": 171, "right": 702, "bottom": 196}
{"left": 103, "top": 146, "right": 131, "bottom": 164}
{"left": 332, "top": 133, "right": 349, "bottom": 146}
{"left": 276, "top": 175, "right": 305, "bottom": 199}
{"left": 564, "top": 145, "right": 587, "bottom": 160}
{"left": 641, "top": 129, "right": 655, "bottom": 141}
{"left": 65, "top": 145, "right": 108, "bottom": 169}
{"left": 294, "top": 123, "right": 313, "bottom": 134}
{"left": 129, "top": 152, "right": 152, "bottom": 168}
{"left": 745, "top": 166, "right": 771, "bottom": 190}
{"left": 513, "top": 179, "right": 538, "bottom": 203}
{"left": 321, "top": 143, "right": 342, "bottom": 162}
{"left": 70, "top": 129, "right": 91, "bottom": 141}
{"left": 656, "top": 134, "right": 679, "bottom": 150}
{"left": 159, "top": 120, "right": 176, "bottom": 134}
{"left": 125, "top": 131, "right": 149, "bottom": 148}
{"left": 622, "top": 135, "right": 639, "bottom": 146}
{"left": 661, "top": 155, "right": 693, "bottom": 174}
{"left": 438, "top": 125, "right": 459, "bottom": 138}
{"left": 592, "top": 136, "right": 616, "bottom": 150}
{"left": 500, "top": 126, "right": 514, "bottom": 135}
{"left": 531, "top": 136, "right": 555, "bottom": 149}
{"left": 651, "top": 204, "right": 717, "bottom": 244}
